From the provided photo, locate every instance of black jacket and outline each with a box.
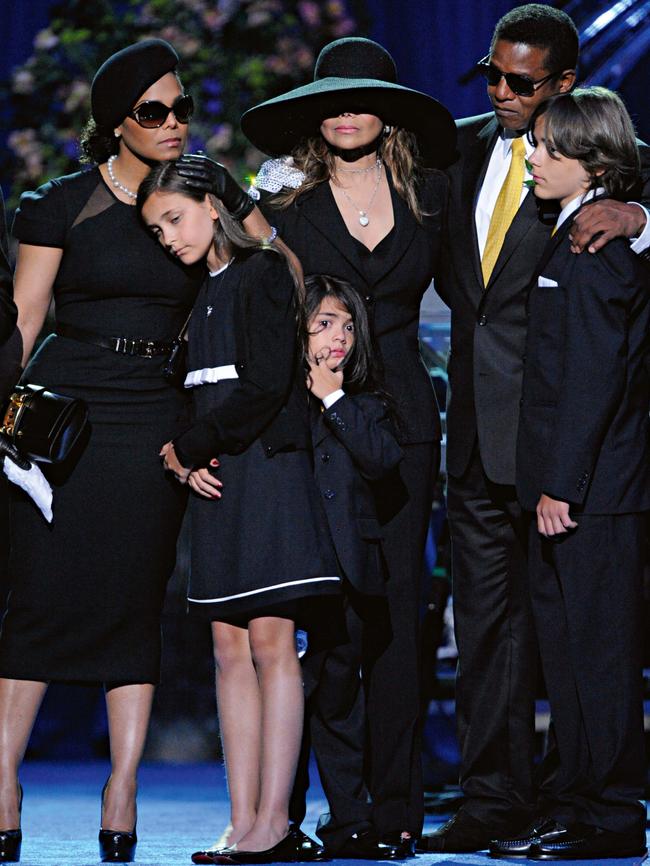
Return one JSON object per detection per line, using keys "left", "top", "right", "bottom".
{"left": 174, "top": 250, "right": 310, "bottom": 467}
{"left": 311, "top": 393, "right": 403, "bottom": 596}
{"left": 516, "top": 208, "right": 650, "bottom": 514}
{"left": 0, "top": 188, "right": 16, "bottom": 346}
{"left": 438, "top": 113, "right": 650, "bottom": 485}
{"left": 262, "top": 169, "right": 448, "bottom": 444}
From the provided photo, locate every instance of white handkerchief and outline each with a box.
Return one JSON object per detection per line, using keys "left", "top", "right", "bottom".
{"left": 538, "top": 276, "right": 559, "bottom": 287}
{"left": 3, "top": 458, "right": 53, "bottom": 523}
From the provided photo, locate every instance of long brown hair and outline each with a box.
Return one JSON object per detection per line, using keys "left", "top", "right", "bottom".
{"left": 274, "top": 127, "right": 429, "bottom": 221}
{"left": 137, "top": 158, "right": 303, "bottom": 299}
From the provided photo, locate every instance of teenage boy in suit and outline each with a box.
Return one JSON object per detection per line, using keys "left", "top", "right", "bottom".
{"left": 423, "top": 4, "right": 650, "bottom": 853}
{"left": 490, "top": 86, "right": 649, "bottom": 862}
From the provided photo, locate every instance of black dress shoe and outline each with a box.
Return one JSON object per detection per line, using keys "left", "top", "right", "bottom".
{"left": 99, "top": 828, "right": 138, "bottom": 862}
{"left": 331, "top": 830, "right": 401, "bottom": 860}
{"left": 0, "top": 831, "right": 21, "bottom": 863}
{"left": 288, "top": 825, "right": 329, "bottom": 861}
{"left": 418, "top": 811, "right": 496, "bottom": 853}
{"left": 380, "top": 832, "right": 415, "bottom": 858}
{"left": 530, "top": 823, "right": 647, "bottom": 860}
{"left": 489, "top": 816, "right": 567, "bottom": 858}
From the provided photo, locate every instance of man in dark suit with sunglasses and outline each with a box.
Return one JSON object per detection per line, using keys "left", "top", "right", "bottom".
{"left": 421, "top": 3, "right": 650, "bottom": 853}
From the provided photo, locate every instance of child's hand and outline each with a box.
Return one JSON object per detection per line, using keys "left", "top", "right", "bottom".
{"left": 188, "top": 459, "right": 223, "bottom": 499}
{"left": 536, "top": 494, "right": 578, "bottom": 537}
{"left": 160, "top": 441, "right": 191, "bottom": 484}
{"left": 306, "top": 349, "right": 344, "bottom": 401}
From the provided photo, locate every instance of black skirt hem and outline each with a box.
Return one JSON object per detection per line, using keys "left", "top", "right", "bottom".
{"left": 187, "top": 575, "right": 341, "bottom": 621}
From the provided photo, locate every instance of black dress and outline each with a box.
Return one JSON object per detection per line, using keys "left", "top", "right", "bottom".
{"left": 0, "top": 168, "right": 202, "bottom": 684}
{"left": 179, "top": 252, "right": 340, "bottom": 622}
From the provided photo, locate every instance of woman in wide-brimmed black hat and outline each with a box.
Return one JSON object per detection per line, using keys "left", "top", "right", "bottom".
{"left": 179, "top": 35, "right": 456, "bottom": 863}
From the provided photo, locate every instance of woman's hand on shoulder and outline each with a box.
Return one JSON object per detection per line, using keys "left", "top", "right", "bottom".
{"left": 306, "top": 351, "right": 344, "bottom": 401}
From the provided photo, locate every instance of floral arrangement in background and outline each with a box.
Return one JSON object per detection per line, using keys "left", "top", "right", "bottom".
{"left": 1, "top": 0, "right": 365, "bottom": 210}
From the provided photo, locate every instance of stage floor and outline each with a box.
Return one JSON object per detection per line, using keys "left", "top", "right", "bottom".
{"left": 15, "top": 761, "right": 649, "bottom": 866}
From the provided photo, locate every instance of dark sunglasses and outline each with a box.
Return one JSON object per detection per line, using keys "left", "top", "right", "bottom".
{"left": 128, "top": 94, "right": 194, "bottom": 128}
{"left": 476, "top": 55, "right": 559, "bottom": 97}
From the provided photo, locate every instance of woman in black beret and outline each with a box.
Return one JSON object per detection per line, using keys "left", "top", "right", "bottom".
{"left": 182, "top": 36, "right": 456, "bottom": 863}
{"left": 0, "top": 39, "right": 255, "bottom": 863}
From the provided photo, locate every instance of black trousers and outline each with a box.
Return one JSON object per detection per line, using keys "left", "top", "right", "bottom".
{"left": 529, "top": 512, "right": 646, "bottom": 835}
{"left": 291, "top": 442, "right": 438, "bottom": 848}
{"left": 446, "top": 445, "right": 537, "bottom": 825}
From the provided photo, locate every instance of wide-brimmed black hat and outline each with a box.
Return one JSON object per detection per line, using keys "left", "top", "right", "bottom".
{"left": 241, "top": 37, "right": 456, "bottom": 167}
{"left": 91, "top": 38, "right": 179, "bottom": 130}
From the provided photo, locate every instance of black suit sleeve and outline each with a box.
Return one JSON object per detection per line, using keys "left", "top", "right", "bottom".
{"left": 323, "top": 393, "right": 403, "bottom": 481}
{"left": 0, "top": 188, "right": 16, "bottom": 346}
{"left": 542, "top": 242, "right": 641, "bottom": 504}
{"left": 174, "top": 252, "right": 298, "bottom": 467}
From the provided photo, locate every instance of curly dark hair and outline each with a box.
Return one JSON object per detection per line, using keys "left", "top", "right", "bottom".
{"left": 79, "top": 117, "right": 120, "bottom": 164}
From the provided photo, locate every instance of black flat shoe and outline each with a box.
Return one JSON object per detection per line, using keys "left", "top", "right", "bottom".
{"left": 0, "top": 782, "right": 23, "bottom": 862}
{"left": 331, "top": 830, "right": 402, "bottom": 860}
{"left": 208, "top": 831, "right": 310, "bottom": 864}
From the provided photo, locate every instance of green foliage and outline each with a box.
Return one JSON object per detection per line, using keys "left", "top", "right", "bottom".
{"left": 1, "top": 0, "right": 364, "bottom": 210}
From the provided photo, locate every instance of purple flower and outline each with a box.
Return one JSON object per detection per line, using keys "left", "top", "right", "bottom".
{"left": 205, "top": 98, "right": 223, "bottom": 114}
{"left": 203, "top": 79, "right": 222, "bottom": 96}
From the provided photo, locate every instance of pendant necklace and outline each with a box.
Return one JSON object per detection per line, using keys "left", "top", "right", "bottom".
{"left": 107, "top": 155, "right": 137, "bottom": 200}
{"left": 335, "top": 161, "right": 383, "bottom": 227}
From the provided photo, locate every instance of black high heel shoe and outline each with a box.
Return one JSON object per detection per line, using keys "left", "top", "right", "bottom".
{"left": 0, "top": 783, "right": 23, "bottom": 863}
{"left": 99, "top": 780, "right": 137, "bottom": 863}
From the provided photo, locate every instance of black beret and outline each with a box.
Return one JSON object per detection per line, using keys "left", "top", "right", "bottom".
{"left": 91, "top": 38, "right": 179, "bottom": 130}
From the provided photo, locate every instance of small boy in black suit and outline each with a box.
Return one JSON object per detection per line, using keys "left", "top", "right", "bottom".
{"left": 491, "top": 88, "right": 649, "bottom": 861}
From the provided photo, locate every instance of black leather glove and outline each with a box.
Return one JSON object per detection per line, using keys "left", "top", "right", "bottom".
{"left": 176, "top": 154, "right": 255, "bottom": 221}
{"left": 0, "top": 435, "right": 30, "bottom": 470}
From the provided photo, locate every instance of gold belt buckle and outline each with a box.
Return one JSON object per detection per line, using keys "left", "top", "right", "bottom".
{"left": 0, "top": 391, "right": 27, "bottom": 438}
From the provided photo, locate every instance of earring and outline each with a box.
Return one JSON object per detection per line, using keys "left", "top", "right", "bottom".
{"left": 384, "top": 125, "right": 391, "bottom": 135}
{"left": 114, "top": 130, "right": 121, "bottom": 139}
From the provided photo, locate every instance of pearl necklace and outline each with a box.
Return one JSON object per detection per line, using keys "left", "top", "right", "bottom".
{"left": 336, "top": 158, "right": 382, "bottom": 175}
{"left": 107, "top": 155, "right": 137, "bottom": 200}
{"left": 334, "top": 161, "right": 383, "bottom": 227}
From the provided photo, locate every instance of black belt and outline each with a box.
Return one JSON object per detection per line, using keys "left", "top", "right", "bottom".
{"left": 56, "top": 324, "right": 173, "bottom": 358}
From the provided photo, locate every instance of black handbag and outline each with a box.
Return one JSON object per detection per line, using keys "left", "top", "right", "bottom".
{"left": 0, "top": 384, "right": 88, "bottom": 463}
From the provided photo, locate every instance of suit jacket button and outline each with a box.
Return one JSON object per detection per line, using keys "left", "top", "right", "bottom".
{"left": 478, "top": 315, "right": 487, "bottom": 326}
{"left": 364, "top": 295, "right": 374, "bottom": 306}
{"left": 265, "top": 445, "right": 273, "bottom": 455}
{"left": 323, "top": 489, "right": 336, "bottom": 500}
{"left": 321, "top": 453, "right": 330, "bottom": 463}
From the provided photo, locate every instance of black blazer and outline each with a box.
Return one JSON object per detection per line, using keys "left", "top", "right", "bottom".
{"left": 516, "top": 207, "right": 650, "bottom": 514}
{"left": 262, "top": 169, "right": 448, "bottom": 445}
{"left": 174, "top": 250, "right": 310, "bottom": 467}
{"left": 438, "top": 113, "right": 650, "bottom": 485}
{"left": 311, "top": 393, "right": 403, "bottom": 596}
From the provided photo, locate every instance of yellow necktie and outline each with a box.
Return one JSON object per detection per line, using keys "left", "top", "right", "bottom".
{"left": 481, "top": 136, "right": 526, "bottom": 285}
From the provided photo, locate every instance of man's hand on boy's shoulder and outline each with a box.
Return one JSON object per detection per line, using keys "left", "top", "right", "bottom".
{"left": 536, "top": 494, "right": 578, "bottom": 537}
{"left": 569, "top": 200, "right": 648, "bottom": 254}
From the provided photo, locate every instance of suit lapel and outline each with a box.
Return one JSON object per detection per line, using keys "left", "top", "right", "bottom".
{"left": 460, "top": 116, "right": 499, "bottom": 293}
{"left": 484, "top": 188, "right": 540, "bottom": 291}
{"left": 297, "top": 183, "right": 368, "bottom": 286}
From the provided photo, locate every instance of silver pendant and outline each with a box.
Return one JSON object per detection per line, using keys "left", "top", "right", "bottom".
{"left": 359, "top": 213, "right": 369, "bottom": 227}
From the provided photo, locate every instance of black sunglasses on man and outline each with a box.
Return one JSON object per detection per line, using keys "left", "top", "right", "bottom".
{"left": 476, "top": 55, "right": 559, "bottom": 97}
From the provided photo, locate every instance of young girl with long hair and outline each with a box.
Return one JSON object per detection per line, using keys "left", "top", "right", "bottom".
{"left": 137, "top": 159, "right": 339, "bottom": 865}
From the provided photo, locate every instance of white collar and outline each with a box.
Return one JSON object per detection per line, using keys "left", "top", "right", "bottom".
{"left": 208, "top": 258, "right": 233, "bottom": 277}
{"left": 556, "top": 187, "right": 606, "bottom": 231}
